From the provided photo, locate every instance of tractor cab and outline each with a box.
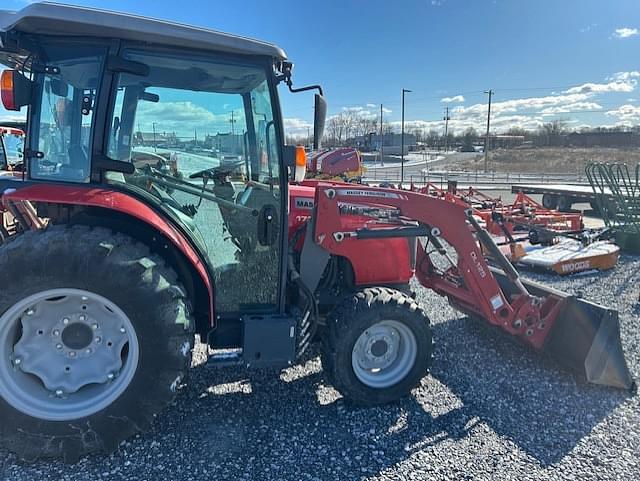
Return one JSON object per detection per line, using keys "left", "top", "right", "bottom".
{"left": 0, "top": 2, "right": 325, "bottom": 317}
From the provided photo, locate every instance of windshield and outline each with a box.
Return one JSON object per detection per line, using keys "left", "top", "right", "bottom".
{"left": 107, "top": 50, "right": 280, "bottom": 188}
{"left": 0, "top": 133, "right": 24, "bottom": 167}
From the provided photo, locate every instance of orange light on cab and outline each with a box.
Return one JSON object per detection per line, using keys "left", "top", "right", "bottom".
{"left": 0, "top": 70, "right": 16, "bottom": 111}
{"left": 1, "top": 70, "right": 32, "bottom": 111}
{"left": 293, "top": 145, "right": 307, "bottom": 182}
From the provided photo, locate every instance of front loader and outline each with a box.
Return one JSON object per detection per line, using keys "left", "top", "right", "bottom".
{"left": 0, "top": 2, "right": 633, "bottom": 462}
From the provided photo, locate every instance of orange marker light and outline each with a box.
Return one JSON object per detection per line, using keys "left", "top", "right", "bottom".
{"left": 293, "top": 145, "right": 307, "bottom": 182}
{"left": 0, "top": 70, "right": 17, "bottom": 111}
{"left": 295, "top": 145, "right": 306, "bottom": 167}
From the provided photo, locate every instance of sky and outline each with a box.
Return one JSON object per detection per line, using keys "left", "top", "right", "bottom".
{"left": 1, "top": 0, "right": 640, "bottom": 138}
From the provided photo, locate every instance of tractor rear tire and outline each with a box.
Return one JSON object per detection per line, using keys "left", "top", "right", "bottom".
{"left": 321, "top": 287, "right": 433, "bottom": 406}
{"left": 0, "top": 226, "right": 194, "bottom": 462}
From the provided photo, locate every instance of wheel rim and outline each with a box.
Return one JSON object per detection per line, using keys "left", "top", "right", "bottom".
{"left": 351, "top": 320, "right": 418, "bottom": 389}
{"left": 0, "top": 288, "right": 139, "bottom": 421}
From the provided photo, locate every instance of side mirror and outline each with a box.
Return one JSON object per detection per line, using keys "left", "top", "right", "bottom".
{"left": 1, "top": 70, "right": 33, "bottom": 111}
{"left": 313, "top": 94, "right": 327, "bottom": 150}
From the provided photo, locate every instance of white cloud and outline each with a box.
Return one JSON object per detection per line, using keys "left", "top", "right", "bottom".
{"left": 580, "top": 23, "right": 597, "bottom": 33}
{"left": 283, "top": 117, "right": 312, "bottom": 137}
{"left": 539, "top": 102, "right": 602, "bottom": 116}
{"left": 341, "top": 105, "right": 379, "bottom": 119}
{"left": 564, "top": 81, "right": 635, "bottom": 94}
{"left": 441, "top": 95, "right": 465, "bottom": 103}
{"left": 366, "top": 103, "right": 377, "bottom": 108}
{"left": 613, "top": 27, "right": 639, "bottom": 38}
{"left": 382, "top": 107, "right": 393, "bottom": 114}
{"left": 605, "top": 104, "right": 640, "bottom": 122}
{"left": 452, "top": 93, "right": 591, "bottom": 119}
{"left": 0, "top": 112, "right": 26, "bottom": 123}
{"left": 135, "top": 101, "right": 245, "bottom": 137}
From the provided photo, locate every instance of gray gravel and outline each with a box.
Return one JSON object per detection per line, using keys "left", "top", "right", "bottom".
{"left": 2, "top": 257, "right": 639, "bottom": 481}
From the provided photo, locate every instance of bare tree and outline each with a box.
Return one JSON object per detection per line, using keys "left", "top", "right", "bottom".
{"left": 538, "top": 119, "right": 568, "bottom": 146}
{"left": 461, "top": 127, "right": 477, "bottom": 150}
{"left": 426, "top": 129, "right": 440, "bottom": 148}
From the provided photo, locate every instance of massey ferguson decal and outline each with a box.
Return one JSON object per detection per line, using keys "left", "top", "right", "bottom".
{"left": 336, "top": 189, "right": 404, "bottom": 199}
{"left": 294, "top": 197, "right": 315, "bottom": 210}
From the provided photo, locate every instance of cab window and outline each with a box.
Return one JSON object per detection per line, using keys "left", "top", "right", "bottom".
{"left": 30, "top": 45, "right": 106, "bottom": 182}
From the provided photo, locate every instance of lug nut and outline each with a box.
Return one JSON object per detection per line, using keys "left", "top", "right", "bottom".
{"left": 525, "top": 328, "right": 534, "bottom": 337}
{"left": 120, "top": 327, "right": 126, "bottom": 334}
{"left": 56, "top": 344, "right": 63, "bottom": 350}
{"left": 86, "top": 348, "right": 92, "bottom": 354}
{"left": 69, "top": 351, "right": 77, "bottom": 358}
{"left": 79, "top": 315, "right": 86, "bottom": 322}
{"left": 53, "top": 329, "right": 60, "bottom": 336}
{"left": 63, "top": 318, "right": 69, "bottom": 325}
{"left": 26, "top": 309, "right": 34, "bottom": 316}
{"left": 13, "top": 357, "right": 21, "bottom": 365}
{"left": 95, "top": 336, "right": 102, "bottom": 343}
{"left": 81, "top": 296, "right": 89, "bottom": 302}
{"left": 92, "top": 323, "right": 99, "bottom": 330}
{"left": 107, "top": 373, "right": 115, "bottom": 380}
{"left": 55, "top": 389, "right": 64, "bottom": 396}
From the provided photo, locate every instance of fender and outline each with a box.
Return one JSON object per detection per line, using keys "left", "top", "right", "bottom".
{"left": 1, "top": 183, "right": 215, "bottom": 325}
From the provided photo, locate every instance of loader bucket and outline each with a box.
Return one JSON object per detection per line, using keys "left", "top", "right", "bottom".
{"left": 491, "top": 269, "right": 634, "bottom": 390}
{"left": 544, "top": 296, "right": 633, "bottom": 389}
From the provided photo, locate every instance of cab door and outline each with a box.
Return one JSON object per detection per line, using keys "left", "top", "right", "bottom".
{"left": 104, "top": 49, "right": 286, "bottom": 317}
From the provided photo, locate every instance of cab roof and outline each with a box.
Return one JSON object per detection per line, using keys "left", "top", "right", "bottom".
{"left": 0, "top": 2, "right": 287, "bottom": 60}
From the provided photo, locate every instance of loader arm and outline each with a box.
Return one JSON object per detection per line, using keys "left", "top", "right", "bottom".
{"left": 311, "top": 183, "right": 633, "bottom": 389}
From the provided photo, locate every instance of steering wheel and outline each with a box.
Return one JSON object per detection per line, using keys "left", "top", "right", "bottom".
{"left": 189, "top": 160, "right": 245, "bottom": 180}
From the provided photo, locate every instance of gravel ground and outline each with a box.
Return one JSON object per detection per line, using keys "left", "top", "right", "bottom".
{"left": 2, "top": 257, "right": 639, "bottom": 481}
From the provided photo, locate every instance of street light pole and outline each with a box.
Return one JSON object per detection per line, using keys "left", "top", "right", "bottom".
{"left": 443, "top": 106, "right": 450, "bottom": 152}
{"left": 152, "top": 122, "right": 157, "bottom": 153}
{"left": 401, "top": 88, "right": 411, "bottom": 187}
{"left": 483, "top": 89, "right": 493, "bottom": 173}
{"left": 379, "top": 103, "right": 384, "bottom": 167}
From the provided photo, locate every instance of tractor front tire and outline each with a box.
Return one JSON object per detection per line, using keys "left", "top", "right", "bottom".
{"left": 0, "top": 226, "right": 194, "bottom": 462}
{"left": 321, "top": 288, "right": 434, "bottom": 406}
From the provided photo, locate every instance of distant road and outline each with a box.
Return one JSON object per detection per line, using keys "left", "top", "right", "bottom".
{"left": 363, "top": 152, "right": 480, "bottom": 183}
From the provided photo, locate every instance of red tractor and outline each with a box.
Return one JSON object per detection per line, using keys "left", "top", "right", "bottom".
{"left": 0, "top": 3, "right": 633, "bottom": 462}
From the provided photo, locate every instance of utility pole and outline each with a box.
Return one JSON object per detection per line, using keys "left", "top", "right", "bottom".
{"left": 379, "top": 103, "right": 384, "bottom": 167}
{"left": 401, "top": 88, "right": 411, "bottom": 186}
{"left": 443, "top": 107, "right": 450, "bottom": 152}
{"left": 152, "top": 122, "right": 157, "bottom": 153}
{"left": 483, "top": 89, "right": 493, "bottom": 173}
